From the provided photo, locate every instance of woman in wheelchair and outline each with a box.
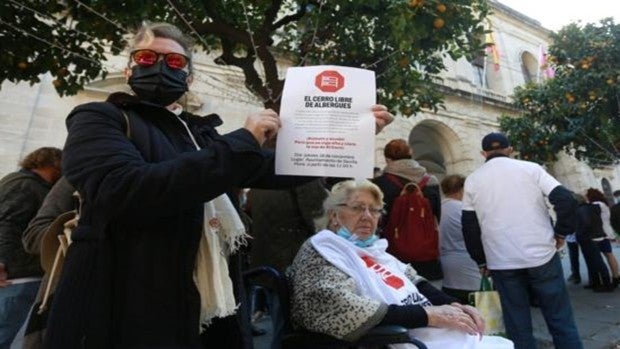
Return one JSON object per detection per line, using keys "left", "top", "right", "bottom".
{"left": 287, "top": 179, "right": 513, "bottom": 349}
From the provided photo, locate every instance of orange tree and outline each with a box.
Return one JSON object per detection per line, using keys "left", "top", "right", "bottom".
{"left": 499, "top": 18, "right": 619, "bottom": 166}
{"left": 1, "top": 0, "right": 488, "bottom": 113}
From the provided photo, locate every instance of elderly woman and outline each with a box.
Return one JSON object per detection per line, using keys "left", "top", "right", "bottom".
{"left": 288, "top": 180, "right": 513, "bottom": 349}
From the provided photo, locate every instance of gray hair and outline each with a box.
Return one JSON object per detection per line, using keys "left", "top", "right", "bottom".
{"left": 314, "top": 179, "right": 384, "bottom": 231}
{"left": 130, "top": 22, "right": 194, "bottom": 74}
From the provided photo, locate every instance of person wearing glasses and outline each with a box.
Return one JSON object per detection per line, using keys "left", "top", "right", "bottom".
{"left": 43, "top": 22, "right": 393, "bottom": 348}
{"left": 287, "top": 179, "right": 513, "bottom": 349}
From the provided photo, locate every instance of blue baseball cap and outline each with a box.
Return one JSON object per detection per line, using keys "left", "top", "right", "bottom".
{"left": 481, "top": 132, "right": 510, "bottom": 151}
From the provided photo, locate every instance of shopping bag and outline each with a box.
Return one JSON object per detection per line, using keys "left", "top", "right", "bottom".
{"left": 469, "top": 276, "right": 505, "bottom": 336}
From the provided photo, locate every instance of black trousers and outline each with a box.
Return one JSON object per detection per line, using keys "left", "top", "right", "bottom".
{"left": 200, "top": 250, "right": 253, "bottom": 349}
{"left": 567, "top": 241, "right": 580, "bottom": 277}
{"left": 576, "top": 235, "right": 612, "bottom": 288}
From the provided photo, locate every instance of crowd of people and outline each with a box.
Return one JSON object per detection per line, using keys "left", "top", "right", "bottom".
{"left": 1, "top": 21, "right": 619, "bottom": 349}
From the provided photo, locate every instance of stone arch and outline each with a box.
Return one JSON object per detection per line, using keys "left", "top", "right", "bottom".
{"left": 602, "top": 177, "right": 613, "bottom": 204}
{"left": 407, "top": 119, "right": 468, "bottom": 181}
{"left": 520, "top": 51, "right": 538, "bottom": 84}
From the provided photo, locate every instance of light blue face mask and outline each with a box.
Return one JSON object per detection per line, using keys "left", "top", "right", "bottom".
{"left": 337, "top": 226, "right": 378, "bottom": 248}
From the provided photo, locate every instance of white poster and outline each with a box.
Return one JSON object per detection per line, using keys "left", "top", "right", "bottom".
{"left": 275, "top": 65, "right": 376, "bottom": 178}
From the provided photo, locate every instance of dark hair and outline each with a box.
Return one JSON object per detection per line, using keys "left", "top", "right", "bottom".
{"left": 585, "top": 188, "right": 608, "bottom": 207}
{"left": 132, "top": 22, "right": 194, "bottom": 73}
{"left": 383, "top": 139, "right": 412, "bottom": 160}
{"left": 613, "top": 190, "right": 620, "bottom": 197}
{"left": 19, "top": 147, "right": 62, "bottom": 170}
{"left": 440, "top": 174, "right": 465, "bottom": 196}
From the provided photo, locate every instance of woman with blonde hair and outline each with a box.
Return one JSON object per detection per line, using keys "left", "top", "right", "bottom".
{"left": 438, "top": 174, "right": 480, "bottom": 304}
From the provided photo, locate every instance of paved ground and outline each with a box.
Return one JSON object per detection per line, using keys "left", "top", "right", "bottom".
{"left": 253, "top": 243, "right": 620, "bottom": 349}
{"left": 532, "top": 243, "right": 620, "bottom": 349}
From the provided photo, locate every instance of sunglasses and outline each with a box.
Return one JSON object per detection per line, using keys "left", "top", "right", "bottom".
{"left": 130, "top": 49, "right": 190, "bottom": 70}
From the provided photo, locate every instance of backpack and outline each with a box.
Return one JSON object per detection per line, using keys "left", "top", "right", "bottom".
{"left": 382, "top": 174, "right": 439, "bottom": 262}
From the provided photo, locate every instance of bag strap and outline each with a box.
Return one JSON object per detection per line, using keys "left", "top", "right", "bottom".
{"left": 480, "top": 275, "right": 494, "bottom": 291}
{"left": 385, "top": 173, "right": 405, "bottom": 190}
{"left": 418, "top": 174, "right": 430, "bottom": 191}
{"left": 119, "top": 108, "right": 131, "bottom": 139}
{"left": 386, "top": 173, "right": 431, "bottom": 190}
{"left": 39, "top": 107, "right": 131, "bottom": 314}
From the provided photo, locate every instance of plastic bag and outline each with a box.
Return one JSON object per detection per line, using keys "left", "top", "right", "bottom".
{"left": 470, "top": 276, "right": 505, "bottom": 336}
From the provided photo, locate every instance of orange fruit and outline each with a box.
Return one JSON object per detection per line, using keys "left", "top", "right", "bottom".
{"left": 433, "top": 18, "right": 445, "bottom": 29}
{"left": 408, "top": 0, "right": 420, "bottom": 7}
{"left": 17, "top": 62, "right": 28, "bottom": 70}
{"left": 436, "top": 3, "right": 446, "bottom": 13}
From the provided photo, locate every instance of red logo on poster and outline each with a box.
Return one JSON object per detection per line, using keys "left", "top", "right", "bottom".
{"left": 315, "top": 70, "right": 345, "bottom": 93}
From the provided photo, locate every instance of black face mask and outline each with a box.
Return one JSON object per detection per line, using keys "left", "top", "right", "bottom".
{"left": 128, "top": 60, "right": 189, "bottom": 106}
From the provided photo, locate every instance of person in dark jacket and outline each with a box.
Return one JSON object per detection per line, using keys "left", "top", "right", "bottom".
{"left": 373, "top": 138, "right": 442, "bottom": 280}
{"left": 0, "top": 147, "right": 62, "bottom": 347}
{"left": 462, "top": 132, "right": 582, "bottom": 349}
{"left": 44, "top": 22, "right": 395, "bottom": 349}
{"left": 7, "top": 176, "right": 75, "bottom": 348}
{"left": 573, "top": 194, "right": 614, "bottom": 292}
{"left": 585, "top": 188, "right": 620, "bottom": 285}
{"left": 44, "top": 22, "right": 302, "bottom": 349}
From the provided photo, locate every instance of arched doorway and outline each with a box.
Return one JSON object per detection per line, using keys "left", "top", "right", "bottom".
{"left": 521, "top": 51, "right": 538, "bottom": 84}
{"left": 408, "top": 119, "right": 468, "bottom": 181}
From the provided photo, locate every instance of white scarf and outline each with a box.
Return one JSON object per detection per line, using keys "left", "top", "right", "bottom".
{"left": 194, "top": 194, "right": 249, "bottom": 330}
{"left": 311, "top": 230, "right": 430, "bottom": 307}
{"left": 175, "top": 111, "right": 250, "bottom": 330}
{"left": 311, "top": 230, "right": 512, "bottom": 349}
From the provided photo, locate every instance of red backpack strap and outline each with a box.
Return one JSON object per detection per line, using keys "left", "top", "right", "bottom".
{"left": 417, "top": 174, "right": 430, "bottom": 190}
{"left": 385, "top": 173, "right": 405, "bottom": 189}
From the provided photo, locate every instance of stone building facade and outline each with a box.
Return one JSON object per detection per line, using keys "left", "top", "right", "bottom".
{"left": 1, "top": 0, "right": 618, "bottom": 197}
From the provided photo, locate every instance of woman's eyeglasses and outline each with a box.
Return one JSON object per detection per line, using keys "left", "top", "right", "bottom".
{"left": 337, "top": 203, "right": 385, "bottom": 218}
{"left": 130, "top": 49, "right": 190, "bottom": 70}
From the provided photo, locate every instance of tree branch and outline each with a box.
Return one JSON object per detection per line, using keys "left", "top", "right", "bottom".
{"left": 272, "top": 5, "right": 307, "bottom": 30}
{"left": 194, "top": 21, "right": 250, "bottom": 45}
{"left": 262, "top": 0, "right": 283, "bottom": 31}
